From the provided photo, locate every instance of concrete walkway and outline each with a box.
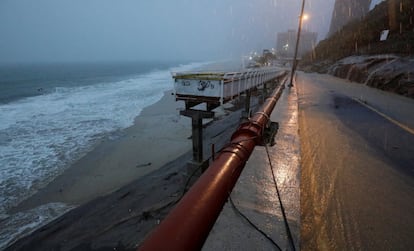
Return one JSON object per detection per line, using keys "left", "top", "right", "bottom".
{"left": 203, "top": 84, "right": 300, "bottom": 251}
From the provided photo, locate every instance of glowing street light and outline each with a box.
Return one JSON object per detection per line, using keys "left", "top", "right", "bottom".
{"left": 289, "top": 0, "right": 307, "bottom": 87}
{"left": 301, "top": 13, "right": 310, "bottom": 30}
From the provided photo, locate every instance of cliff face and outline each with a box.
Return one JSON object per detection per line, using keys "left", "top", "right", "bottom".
{"left": 301, "top": 0, "right": 414, "bottom": 98}
{"left": 328, "top": 0, "right": 372, "bottom": 37}
{"left": 328, "top": 55, "right": 414, "bottom": 98}
{"left": 307, "top": 0, "right": 414, "bottom": 62}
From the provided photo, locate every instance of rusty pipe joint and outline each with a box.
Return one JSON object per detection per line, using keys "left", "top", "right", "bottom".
{"left": 231, "top": 121, "right": 265, "bottom": 146}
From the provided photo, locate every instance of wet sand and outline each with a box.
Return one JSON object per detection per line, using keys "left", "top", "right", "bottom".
{"left": 13, "top": 59, "right": 245, "bottom": 211}
{"left": 6, "top": 86, "right": 245, "bottom": 250}
{"left": 4, "top": 60, "right": 249, "bottom": 250}
{"left": 12, "top": 90, "right": 192, "bottom": 212}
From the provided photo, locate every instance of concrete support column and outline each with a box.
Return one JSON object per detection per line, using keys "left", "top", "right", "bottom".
{"left": 191, "top": 115, "right": 203, "bottom": 163}
{"left": 245, "top": 89, "right": 251, "bottom": 114}
{"left": 180, "top": 109, "right": 215, "bottom": 170}
{"left": 241, "top": 90, "right": 251, "bottom": 120}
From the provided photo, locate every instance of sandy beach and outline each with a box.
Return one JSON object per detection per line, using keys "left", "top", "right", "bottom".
{"left": 12, "top": 90, "right": 192, "bottom": 211}
{"left": 19, "top": 59, "right": 247, "bottom": 209}
{"left": 6, "top": 88, "right": 249, "bottom": 250}
{"left": 4, "top": 60, "right": 256, "bottom": 250}
{"left": 6, "top": 81, "right": 247, "bottom": 250}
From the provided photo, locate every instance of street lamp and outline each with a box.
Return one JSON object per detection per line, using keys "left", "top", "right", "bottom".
{"left": 288, "top": 0, "right": 306, "bottom": 87}
{"left": 302, "top": 14, "right": 309, "bottom": 21}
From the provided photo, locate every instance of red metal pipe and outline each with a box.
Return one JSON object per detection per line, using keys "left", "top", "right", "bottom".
{"left": 138, "top": 82, "right": 285, "bottom": 251}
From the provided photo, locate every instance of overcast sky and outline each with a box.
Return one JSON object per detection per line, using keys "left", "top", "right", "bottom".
{"left": 0, "top": 0, "right": 337, "bottom": 63}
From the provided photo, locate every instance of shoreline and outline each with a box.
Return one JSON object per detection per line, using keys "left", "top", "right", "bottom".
{"left": 6, "top": 88, "right": 247, "bottom": 250}
{"left": 3, "top": 60, "right": 246, "bottom": 249}
{"left": 11, "top": 90, "right": 191, "bottom": 213}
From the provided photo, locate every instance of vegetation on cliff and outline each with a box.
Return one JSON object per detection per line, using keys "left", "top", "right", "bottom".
{"left": 304, "top": 0, "right": 413, "bottom": 63}
{"left": 301, "top": 0, "right": 414, "bottom": 98}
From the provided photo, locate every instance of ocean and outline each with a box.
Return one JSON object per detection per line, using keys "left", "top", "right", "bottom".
{"left": 0, "top": 61, "right": 208, "bottom": 249}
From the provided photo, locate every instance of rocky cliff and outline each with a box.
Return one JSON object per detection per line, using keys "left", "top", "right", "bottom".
{"left": 301, "top": 0, "right": 414, "bottom": 98}
{"left": 328, "top": 55, "right": 414, "bottom": 98}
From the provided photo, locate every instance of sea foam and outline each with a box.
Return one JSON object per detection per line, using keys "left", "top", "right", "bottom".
{"left": 0, "top": 61, "right": 207, "bottom": 249}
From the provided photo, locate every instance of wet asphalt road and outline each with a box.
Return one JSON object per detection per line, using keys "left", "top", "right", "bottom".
{"left": 297, "top": 73, "right": 414, "bottom": 250}
{"left": 203, "top": 71, "right": 414, "bottom": 250}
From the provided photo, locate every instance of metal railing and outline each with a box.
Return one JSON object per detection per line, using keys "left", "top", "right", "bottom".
{"left": 173, "top": 67, "right": 286, "bottom": 105}
{"left": 138, "top": 79, "right": 286, "bottom": 251}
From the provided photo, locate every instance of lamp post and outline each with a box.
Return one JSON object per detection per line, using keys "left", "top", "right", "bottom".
{"left": 288, "top": 0, "right": 306, "bottom": 87}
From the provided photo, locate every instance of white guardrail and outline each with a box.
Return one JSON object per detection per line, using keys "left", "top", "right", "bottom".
{"left": 172, "top": 67, "right": 286, "bottom": 105}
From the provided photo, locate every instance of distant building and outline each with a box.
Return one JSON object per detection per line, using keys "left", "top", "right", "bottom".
{"left": 276, "top": 30, "right": 318, "bottom": 58}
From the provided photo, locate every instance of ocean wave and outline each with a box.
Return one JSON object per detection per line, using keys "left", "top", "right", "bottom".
{"left": 0, "top": 61, "right": 208, "bottom": 226}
